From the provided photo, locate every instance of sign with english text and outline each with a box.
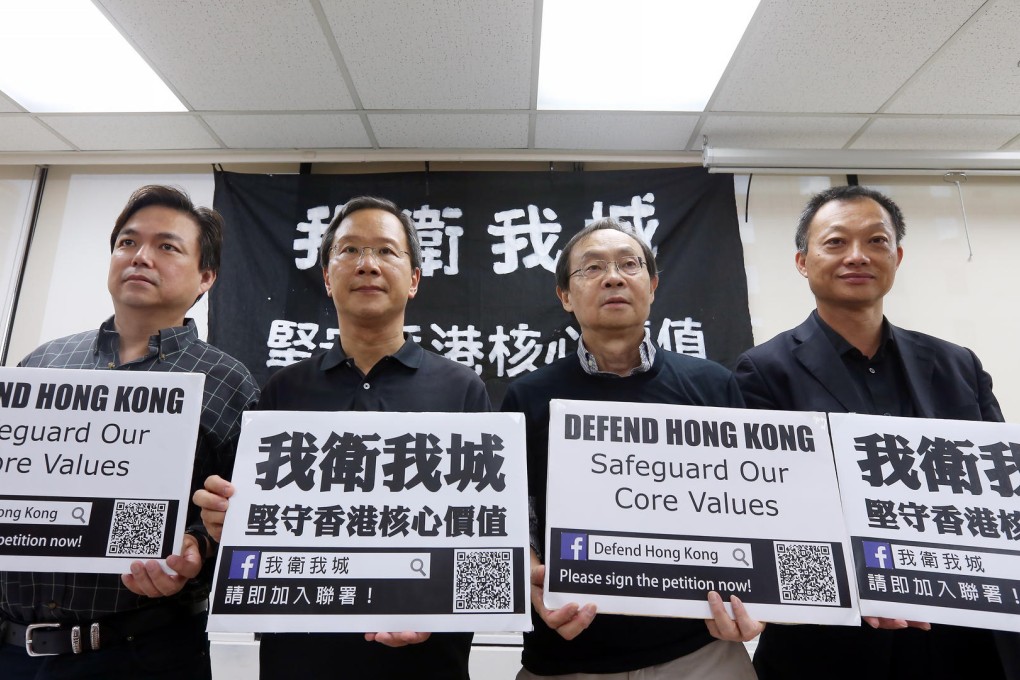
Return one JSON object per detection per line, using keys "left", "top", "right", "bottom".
{"left": 208, "top": 410, "right": 531, "bottom": 634}
{"left": 830, "top": 413, "right": 1020, "bottom": 633}
{"left": 0, "top": 367, "right": 203, "bottom": 573}
{"left": 544, "top": 399, "right": 860, "bottom": 626}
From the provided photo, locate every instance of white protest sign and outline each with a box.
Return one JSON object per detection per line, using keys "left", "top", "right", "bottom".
{"left": 0, "top": 367, "right": 203, "bottom": 573}
{"left": 544, "top": 399, "right": 859, "bottom": 626}
{"left": 208, "top": 410, "right": 531, "bottom": 634}
{"left": 830, "top": 413, "right": 1020, "bottom": 633}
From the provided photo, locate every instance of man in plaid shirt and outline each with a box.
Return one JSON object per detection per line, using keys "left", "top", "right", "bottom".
{"left": 0, "top": 185, "right": 259, "bottom": 679}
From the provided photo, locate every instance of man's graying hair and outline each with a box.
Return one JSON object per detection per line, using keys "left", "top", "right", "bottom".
{"left": 555, "top": 218, "right": 657, "bottom": 290}
{"left": 795, "top": 185, "right": 906, "bottom": 255}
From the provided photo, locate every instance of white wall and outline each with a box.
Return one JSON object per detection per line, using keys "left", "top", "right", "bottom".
{"left": 0, "top": 166, "right": 41, "bottom": 361}
{"left": 738, "top": 173, "right": 1020, "bottom": 420}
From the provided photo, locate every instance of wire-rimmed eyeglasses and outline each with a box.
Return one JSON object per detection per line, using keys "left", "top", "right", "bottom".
{"left": 569, "top": 256, "right": 646, "bottom": 280}
{"left": 330, "top": 244, "right": 409, "bottom": 265}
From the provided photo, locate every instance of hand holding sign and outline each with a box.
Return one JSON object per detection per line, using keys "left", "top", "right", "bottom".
{"left": 531, "top": 552, "right": 596, "bottom": 640}
{"left": 705, "top": 591, "right": 765, "bottom": 642}
{"left": 194, "top": 474, "right": 233, "bottom": 543}
{"left": 122, "top": 533, "right": 203, "bottom": 597}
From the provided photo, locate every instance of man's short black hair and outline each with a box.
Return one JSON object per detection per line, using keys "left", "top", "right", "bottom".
{"left": 318, "top": 196, "right": 422, "bottom": 271}
{"left": 554, "top": 217, "right": 657, "bottom": 291}
{"left": 796, "top": 185, "right": 906, "bottom": 255}
{"left": 110, "top": 185, "right": 223, "bottom": 273}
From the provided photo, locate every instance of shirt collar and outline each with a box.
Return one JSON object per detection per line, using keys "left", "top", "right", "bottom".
{"left": 812, "top": 309, "right": 895, "bottom": 360}
{"left": 321, "top": 333, "right": 423, "bottom": 371}
{"left": 576, "top": 329, "right": 656, "bottom": 377}
{"left": 95, "top": 316, "right": 198, "bottom": 362}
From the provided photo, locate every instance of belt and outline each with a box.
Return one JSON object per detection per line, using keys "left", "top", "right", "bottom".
{"left": 1, "top": 600, "right": 208, "bottom": 657}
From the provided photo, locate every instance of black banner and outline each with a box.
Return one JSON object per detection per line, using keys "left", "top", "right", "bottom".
{"left": 210, "top": 168, "right": 751, "bottom": 403}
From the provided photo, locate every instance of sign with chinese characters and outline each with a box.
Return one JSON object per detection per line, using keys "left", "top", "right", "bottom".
{"left": 0, "top": 368, "right": 203, "bottom": 574}
{"left": 830, "top": 413, "right": 1020, "bottom": 633}
{"left": 208, "top": 410, "right": 531, "bottom": 633}
{"left": 543, "top": 400, "right": 859, "bottom": 626}
{"left": 210, "top": 168, "right": 752, "bottom": 403}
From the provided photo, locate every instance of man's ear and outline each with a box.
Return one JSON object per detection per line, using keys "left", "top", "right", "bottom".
{"left": 556, "top": 285, "right": 572, "bottom": 313}
{"left": 322, "top": 267, "right": 331, "bottom": 296}
{"left": 408, "top": 268, "right": 421, "bottom": 299}
{"left": 198, "top": 269, "right": 216, "bottom": 296}
{"left": 795, "top": 251, "right": 808, "bottom": 278}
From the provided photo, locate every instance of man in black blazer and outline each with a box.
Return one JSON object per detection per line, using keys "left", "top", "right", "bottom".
{"left": 735, "top": 185, "right": 1019, "bottom": 680}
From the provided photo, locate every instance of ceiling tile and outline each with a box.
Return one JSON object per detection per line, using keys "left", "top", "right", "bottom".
{"left": 699, "top": 115, "right": 868, "bottom": 149}
{"left": 97, "top": 0, "right": 354, "bottom": 110}
{"left": 851, "top": 117, "right": 1020, "bottom": 150}
{"left": 535, "top": 113, "right": 699, "bottom": 151}
{"left": 0, "top": 116, "right": 73, "bottom": 151}
{"left": 203, "top": 113, "right": 371, "bottom": 148}
{"left": 39, "top": 114, "right": 219, "bottom": 150}
{"left": 712, "top": 0, "right": 984, "bottom": 113}
{"left": 369, "top": 113, "right": 528, "bottom": 148}
{"left": 885, "top": 2, "right": 1020, "bottom": 114}
{"left": 0, "top": 91, "right": 23, "bottom": 112}
{"left": 321, "top": 0, "right": 533, "bottom": 109}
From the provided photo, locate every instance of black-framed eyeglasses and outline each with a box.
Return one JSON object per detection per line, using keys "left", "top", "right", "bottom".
{"left": 330, "top": 244, "right": 409, "bottom": 265}
{"left": 570, "top": 256, "right": 646, "bottom": 280}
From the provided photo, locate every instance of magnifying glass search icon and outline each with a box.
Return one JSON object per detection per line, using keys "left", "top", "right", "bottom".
{"left": 71, "top": 507, "right": 86, "bottom": 524}
{"left": 410, "top": 558, "right": 427, "bottom": 577}
{"left": 732, "top": 548, "right": 750, "bottom": 567}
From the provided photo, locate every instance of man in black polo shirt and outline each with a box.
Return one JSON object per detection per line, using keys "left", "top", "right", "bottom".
{"left": 196, "top": 196, "right": 489, "bottom": 680}
{"left": 734, "top": 185, "right": 1020, "bottom": 680}
{"left": 502, "top": 218, "right": 760, "bottom": 679}
{"left": 0, "top": 185, "right": 259, "bottom": 679}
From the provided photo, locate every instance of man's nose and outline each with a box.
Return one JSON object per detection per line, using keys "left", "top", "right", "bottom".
{"left": 131, "top": 244, "right": 154, "bottom": 265}
{"left": 845, "top": 241, "right": 869, "bottom": 264}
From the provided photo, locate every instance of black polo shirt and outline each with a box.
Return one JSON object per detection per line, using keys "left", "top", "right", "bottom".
{"left": 256, "top": 337, "right": 491, "bottom": 680}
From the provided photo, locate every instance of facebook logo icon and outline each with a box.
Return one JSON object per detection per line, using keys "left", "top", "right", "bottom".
{"left": 560, "top": 533, "right": 587, "bottom": 561}
{"left": 863, "top": 541, "right": 892, "bottom": 569}
{"left": 229, "top": 551, "right": 260, "bottom": 579}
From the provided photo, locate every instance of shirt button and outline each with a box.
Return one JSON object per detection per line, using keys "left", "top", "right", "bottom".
{"left": 363, "top": 383, "right": 370, "bottom": 390}
{"left": 46, "top": 601, "right": 58, "bottom": 610}
{"left": 868, "top": 368, "right": 876, "bottom": 374}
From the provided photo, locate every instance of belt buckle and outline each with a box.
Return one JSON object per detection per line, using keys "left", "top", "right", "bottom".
{"left": 25, "top": 622, "right": 60, "bottom": 657}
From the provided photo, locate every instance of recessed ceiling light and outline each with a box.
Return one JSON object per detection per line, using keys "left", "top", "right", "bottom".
{"left": 0, "top": 0, "right": 186, "bottom": 113}
{"left": 538, "top": 0, "right": 760, "bottom": 111}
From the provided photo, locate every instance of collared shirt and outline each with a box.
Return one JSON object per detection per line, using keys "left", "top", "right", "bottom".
{"left": 255, "top": 336, "right": 490, "bottom": 680}
{"left": 576, "top": 330, "right": 657, "bottom": 377}
{"left": 258, "top": 335, "right": 491, "bottom": 413}
{"left": 1, "top": 317, "right": 259, "bottom": 624}
{"left": 813, "top": 310, "right": 916, "bottom": 418}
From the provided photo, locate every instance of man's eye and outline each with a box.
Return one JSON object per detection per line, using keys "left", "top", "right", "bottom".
{"left": 342, "top": 245, "right": 360, "bottom": 255}
{"left": 378, "top": 246, "right": 395, "bottom": 257}
{"left": 584, "top": 263, "right": 605, "bottom": 275}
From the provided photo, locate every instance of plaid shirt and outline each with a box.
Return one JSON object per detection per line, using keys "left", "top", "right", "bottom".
{"left": 1, "top": 317, "right": 259, "bottom": 624}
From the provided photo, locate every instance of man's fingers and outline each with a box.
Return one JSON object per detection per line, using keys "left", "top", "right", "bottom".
{"left": 705, "top": 592, "right": 764, "bottom": 642}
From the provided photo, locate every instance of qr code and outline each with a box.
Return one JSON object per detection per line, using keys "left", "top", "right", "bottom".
{"left": 453, "top": 549, "right": 513, "bottom": 613}
{"left": 774, "top": 541, "right": 840, "bottom": 606}
{"left": 106, "top": 500, "right": 168, "bottom": 558}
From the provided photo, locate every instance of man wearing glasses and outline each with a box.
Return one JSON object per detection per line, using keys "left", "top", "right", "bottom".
{"left": 501, "top": 218, "right": 760, "bottom": 679}
{"left": 196, "top": 196, "right": 489, "bottom": 680}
